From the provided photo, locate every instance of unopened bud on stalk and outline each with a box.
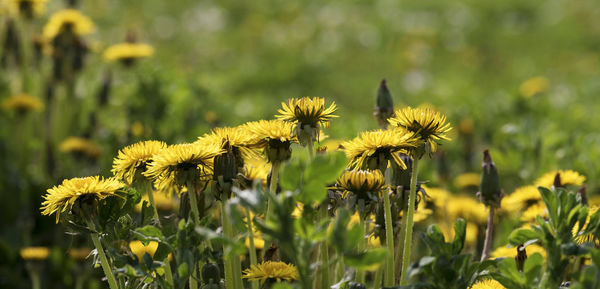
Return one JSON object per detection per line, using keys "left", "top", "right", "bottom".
{"left": 477, "top": 149, "right": 503, "bottom": 208}
{"left": 201, "top": 262, "right": 221, "bottom": 285}
{"left": 552, "top": 173, "right": 562, "bottom": 189}
{"left": 515, "top": 244, "right": 527, "bottom": 272}
{"left": 213, "top": 140, "right": 237, "bottom": 197}
{"left": 374, "top": 79, "right": 394, "bottom": 129}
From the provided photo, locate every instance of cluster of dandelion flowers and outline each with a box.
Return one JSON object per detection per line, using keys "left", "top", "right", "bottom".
{"left": 143, "top": 142, "right": 223, "bottom": 191}
{"left": 1, "top": 93, "right": 44, "bottom": 114}
{"left": 103, "top": 43, "right": 154, "bottom": 64}
{"left": 342, "top": 128, "right": 421, "bottom": 171}
{"left": 276, "top": 97, "right": 338, "bottom": 145}
{"left": 388, "top": 106, "right": 452, "bottom": 155}
{"left": 112, "top": 140, "right": 166, "bottom": 184}
{"left": 41, "top": 176, "right": 125, "bottom": 223}
{"left": 243, "top": 261, "right": 299, "bottom": 284}
{"left": 245, "top": 119, "right": 297, "bottom": 163}
{"left": 42, "top": 9, "right": 95, "bottom": 40}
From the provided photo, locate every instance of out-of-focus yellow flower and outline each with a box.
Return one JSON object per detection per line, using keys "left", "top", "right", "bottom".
{"left": 491, "top": 244, "right": 546, "bottom": 259}
{"left": 573, "top": 205, "right": 599, "bottom": 245}
{"left": 41, "top": 177, "right": 125, "bottom": 223}
{"left": 446, "top": 195, "right": 488, "bottom": 224}
{"left": 112, "top": 140, "right": 166, "bottom": 185}
{"left": 134, "top": 191, "right": 178, "bottom": 212}
{"left": 470, "top": 279, "right": 506, "bottom": 289}
{"left": 458, "top": 118, "right": 474, "bottom": 135}
{"left": 20, "top": 247, "right": 50, "bottom": 260}
{"left": 520, "top": 201, "right": 548, "bottom": 223}
{"left": 129, "top": 240, "right": 158, "bottom": 262}
{"left": 317, "top": 139, "right": 343, "bottom": 153}
{"left": 342, "top": 128, "right": 421, "bottom": 170}
{"left": 424, "top": 186, "right": 450, "bottom": 214}
{"left": 388, "top": 106, "right": 452, "bottom": 153}
{"left": 400, "top": 198, "right": 432, "bottom": 223}
{"left": 454, "top": 173, "right": 480, "bottom": 189}
{"left": 131, "top": 121, "right": 145, "bottom": 137}
{"left": 245, "top": 230, "right": 265, "bottom": 251}
{"left": 1, "top": 93, "right": 44, "bottom": 113}
{"left": 68, "top": 248, "right": 91, "bottom": 261}
{"left": 103, "top": 43, "right": 154, "bottom": 62}
{"left": 501, "top": 185, "right": 541, "bottom": 213}
{"left": 519, "top": 76, "right": 549, "bottom": 98}
{"left": 43, "top": 9, "right": 95, "bottom": 40}
{"left": 440, "top": 221, "right": 478, "bottom": 247}
{"left": 291, "top": 202, "right": 303, "bottom": 219}
{"left": 243, "top": 157, "right": 271, "bottom": 185}
{"left": 534, "top": 170, "right": 585, "bottom": 188}
{"left": 368, "top": 233, "right": 381, "bottom": 248}
{"left": 59, "top": 137, "right": 102, "bottom": 158}
{"left": 243, "top": 261, "right": 299, "bottom": 284}
{"left": 5, "top": 0, "right": 48, "bottom": 18}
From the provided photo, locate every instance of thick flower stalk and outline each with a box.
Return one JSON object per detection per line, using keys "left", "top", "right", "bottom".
{"left": 478, "top": 149, "right": 503, "bottom": 261}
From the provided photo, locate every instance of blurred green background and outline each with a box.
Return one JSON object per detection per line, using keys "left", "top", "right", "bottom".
{"left": 2, "top": 0, "right": 600, "bottom": 287}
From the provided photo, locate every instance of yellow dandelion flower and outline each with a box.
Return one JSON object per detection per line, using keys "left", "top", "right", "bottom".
{"left": 20, "top": 246, "right": 50, "bottom": 260}
{"left": 5, "top": 0, "right": 48, "bottom": 18}
{"left": 276, "top": 97, "right": 338, "bottom": 129}
{"left": 41, "top": 176, "right": 125, "bottom": 223}
{"left": 198, "top": 126, "right": 261, "bottom": 160}
{"left": 134, "top": 191, "right": 178, "bottom": 213}
{"left": 388, "top": 106, "right": 452, "bottom": 153}
{"left": 112, "top": 140, "right": 167, "bottom": 184}
{"left": 491, "top": 244, "right": 546, "bottom": 259}
{"left": 317, "top": 139, "right": 344, "bottom": 153}
{"left": 59, "top": 137, "right": 102, "bottom": 158}
{"left": 423, "top": 186, "right": 450, "bottom": 214}
{"left": 243, "top": 157, "right": 271, "bottom": 185}
{"left": 130, "top": 121, "right": 145, "bottom": 137}
{"left": 291, "top": 202, "right": 304, "bottom": 219}
{"left": 368, "top": 233, "right": 381, "bottom": 248}
{"left": 400, "top": 199, "right": 432, "bottom": 223}
{"left": 342, "top": 128, "right": 421, "bottom": 170}
{"left": 103, "top": 43, "right": 154, "bottom": 62}
{"left": 244, "top": 120, "right": 297, "bottom": 145}
{"left": 470, "top": 279, "right": 506, "bottom": 289}
{"left": 520, "top": 201, "right": 548, "bottom": 223}
{"left": 534, "top": 170, "right": 585, "bottom": 188}
{"left": 129, "top": 240, "right": 158, "bottom": 263}
{"left": 440, "top": 221, "right": 479, "bottom": 247}
{"left": 143, "top": 142, "right": 223, "bottom": 191}
{"left": 243, "top": 261, "right": 299, "bottom": 284}
{"left": 500, "top": 185, "right": 541, "bottom": 214}
{"left": 68, "top": 248, "right": 92, "bottom": 261}
{"left": 454, "top": 173, "right": 481, "bottom": 189}
{"left": 573, "top": 205, "right": 600, "bottom": 245}
{"left": 519, "top": 76, "right": 549, "bottom": 98}
{"left": 1, "top": 93, "right": 44, "bottom": 113}
{"left": 336, "top": 169, "right": 385, "bottom": 198}
{"left": 446, "top": 195, "right": 488, "bottom": 224}
{"left": 43, "top": 9, "right": 95, "bottom": 40}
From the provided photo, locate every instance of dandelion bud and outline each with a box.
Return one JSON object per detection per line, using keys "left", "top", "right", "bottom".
{"left": 264, "top": 244, "right": 279, "bottom": 262}
{"left": 477, "top": 149, "right": 503, "bottom": 208}
{"left": 515, "top": 244, "right": 527, "bottom": 272}
{"left": 213, "top": 141, "right": 237, "bottom": 197}
{"left": 552, "top": 173, "right": 562, "bottom": 189}
{"left": 201, "top": 262, "right": 221, "bottom": 284}
{"left": 266, "top": 139, "right": 292, "bottom": 163}
{"left": 374, "top": 79, "right": 394, "bottom": 129}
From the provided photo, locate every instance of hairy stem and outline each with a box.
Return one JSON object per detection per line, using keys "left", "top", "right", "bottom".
{"left": 245, "top": 209, "right": 259, "bottom": 289}
{"left": 399, "top": 158, "right": 419, "bottom": 286}
{"left": 480, "top": 208, "right": 495, "bottom": 261}
{"left": 382, "top": 182, "right": 395, "bottom": 287}
{"left": 85, "top": 219, "right": 120, "bottom": 289}
{"left": 319, "top": 202, "right": 330, "bottom": 289}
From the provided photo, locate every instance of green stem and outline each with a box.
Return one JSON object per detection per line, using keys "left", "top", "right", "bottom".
{"left": 372, "top": 265, "right": 383, "bottom": 289}
{"left": 399, "top": 158, "right": 419, "bottom": 286}
{"left": 395, "top": 190, "right": 407, "bottom": 283}
{"left": 245, "top": 209, "right": 259, "bottom": 289}
{"left": 480, "top": 208, "right": 495, "bottom": 261}
{"left": 85, "top": 219, "right": 120, "bottom": 289}
{"left": 145, "top": 183, "right": 174, "bottom": 287}
{"left": 319, "top": 203, "right": 330, "bottom": 289}
{"left": 264, "top": 161, "right": 281, "bottom": 258}
{"left": 221, "top": 201, "right": 236, "bottom": 289}
{"left": 307, "top": 140, "right": 314, "bottom": 160}
{"left": 187, "top": 182, "right": 200, "bottom": 289}
{"left": 382, "top": 181, "right": 395, "bottom": 286}
{"left": 29, "top": 267, "right": 41, "bottom": 289}
{"left": 356, "top": 215, "right": 366, "bottom": 284}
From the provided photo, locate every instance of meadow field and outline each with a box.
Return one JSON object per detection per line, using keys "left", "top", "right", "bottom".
{"left": 2, "top": 0, "right": 600, "bottom": 288}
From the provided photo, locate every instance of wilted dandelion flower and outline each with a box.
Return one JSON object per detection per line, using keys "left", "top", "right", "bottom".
{"left": 1, "top": 93, "right": 44, "bottom": 114}
{"left": 112, "top": 140, "right": 167, "bottom": 184}
{"left": 245, "top": 119, "right": 297, "bottom": 163}
{"left": 276, "top": 97, "right": 337, "bottom": 145}
{"left": 20, "top": 247, "right": 50, "bottom": 260}
{"left": 41, "top": 176, "right": 125, "bottom": 223}
{"left": 470, "top": 279, "right": 506, "bottom": 289}
{"left": 243, "top": 261, "right": 299, "bottom": 284}
{"left": 103, "top": 43, "right": 154, "bottom": 64}
{"left": 43, "top": 9, "right": 95, "bottom": 40}
{"left": 59, "top": 137, "right": 102, "bottom": 158}
{"left": 388, "top": 106, "right": 452, "bottom": 155}
{"left": 500, "top": 185, "right": 540, "bottom": 213}
{"left": 144, "top": 142, "right": 223, "bottom": 191}
{"left": 534, "top": 170, "right": 585, "bottom": 188}
{"left": 519, "top": 76, "right": 549, "bottom": 98}
{"left": 129, "top": 240, "right": 158, "bottom": 263}
{"left": 342, "top": 128, "right": 421, "bottom": 171}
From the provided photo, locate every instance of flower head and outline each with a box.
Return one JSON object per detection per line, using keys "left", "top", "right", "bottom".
{"left": 520, "top": 201, "right": 548, "bottom": 223}
{"left": 519, "top": 76, "right": 549, "bottom": 98}
{"left": 276, "top": 97, "right": 338, "bottom": 129}
{"left": 129, "top": 240, "right": 158, "bottom": 263}
{"left": 134, "top": 191, "right": 178, "bottom": 212}
{"left": 2, "top": 93, "right": 44, "bottom": 114}
{"left": 144, "top": 142, "right": 223, "bottom": 191}
{"left": 41, "top": 176, "right": 125, "bottom": 223}
{"left": 388, "top": 106, "right": 452, "bottom": 154}
{"left": 6, "top": 0, "right": 48, "bottom": 18}
{"left": 199, "top": 126, "right": 261, "bottom": 161}
{"left": 112, "top": 140, "right": 166, "bottom": 184}
{"left": 342, "top": 128, "right": 421, "bottom": 171}
{"left": 43, "top": 9, "right": 95, "bottom": 40}
{"left": 470, "top": 279, "right": 506, "bottom": 289}
{"left": 245, "top": 120, "right": 297, "bottom": 163}
{"left": 59, "top": 137, "right": 102, "bottom": 158}
{"left": 534, "top": 170, "right": 585, "bottom": 188}
{"left": 454, "top": 173, "right": 481, "bottom": 189}
{"left": 103, "top": 43, "right": 154, "bottom": 63}
{"left": 500, "top": 185, "right": 540, "bottom": 213}
{"left": 242, "top": 157, "right": 271, "bottom": 186}
{"left": 243, "top": 261, "right": 299, "bottom": 284}
{"left": 337, "top": 170, "right": 385, "bottom": 199}
{"left": 20, "top": 246, "right": 50, "bottom": 260}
